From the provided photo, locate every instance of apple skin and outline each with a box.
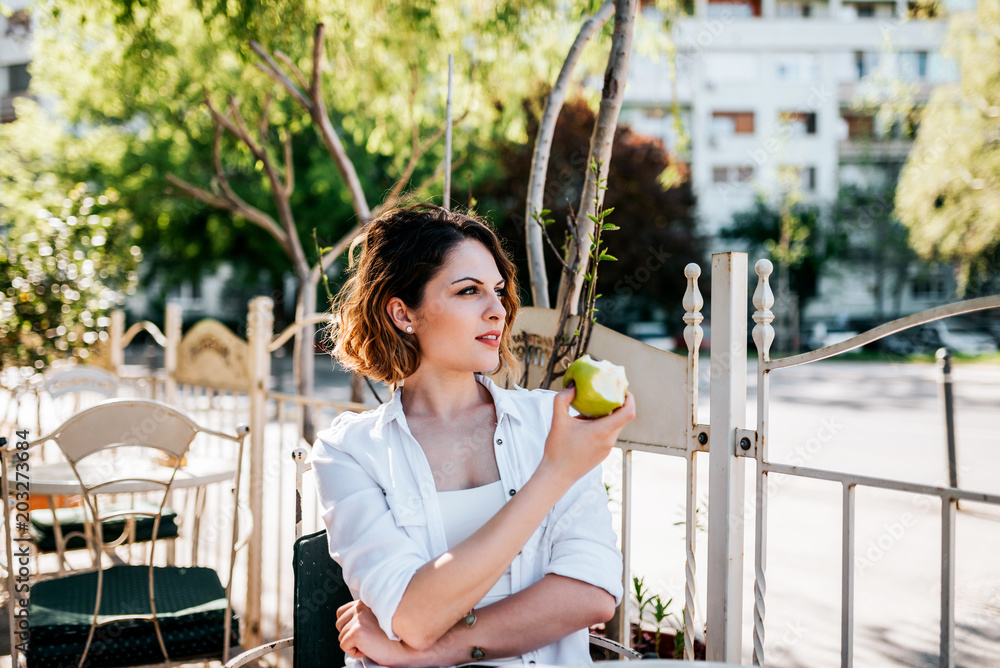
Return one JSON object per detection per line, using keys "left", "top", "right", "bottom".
{"left": 562, "top": 354, "right": 629, "bottom": 417}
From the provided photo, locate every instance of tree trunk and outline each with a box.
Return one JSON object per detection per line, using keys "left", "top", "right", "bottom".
{"left": 556, "top": 0, "right": 637, "bottom": 316}
{"left": 525, "top": 0, "right": 615, "bottom": 309}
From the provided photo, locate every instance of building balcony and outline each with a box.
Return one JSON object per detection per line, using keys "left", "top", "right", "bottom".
{"left": 838, "top": 138, "right": 913, "bottom": 161}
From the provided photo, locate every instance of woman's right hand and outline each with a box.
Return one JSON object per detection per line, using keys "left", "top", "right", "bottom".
{"left": 540, "top": 385, "right": 636, "bottom": 487}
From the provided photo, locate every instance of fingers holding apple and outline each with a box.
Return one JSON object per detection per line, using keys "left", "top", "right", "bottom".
{"left": 544, "top": 356, "right": 636, "bottom": 483}
{"left": 562, "top": 354, "right": 629, "bottom": 417}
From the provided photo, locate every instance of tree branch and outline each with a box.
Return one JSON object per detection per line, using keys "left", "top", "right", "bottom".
{"left": 556, "top": 0, "right": 637, "bottom": 315}
{"left": 383, "top": 110, "right": 469, "bottom": 208}
{"left": 307, "top": 23, "right": 372, "bottom": 222}
{"left": 525, "top": 0, "right": 615, "bottom": 309}
{"left": 275, "top": 50, "right": 310, "bottom": 92}
{"left": 250, "top": 41, "right": 311, "bottom": 108}
{"left": 282, "top": 129, "right": 295, "bottom": 198}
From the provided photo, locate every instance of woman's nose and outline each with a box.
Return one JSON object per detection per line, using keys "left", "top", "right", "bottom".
{"left": 486, "top": 292, "right": 505, "bottom": 321}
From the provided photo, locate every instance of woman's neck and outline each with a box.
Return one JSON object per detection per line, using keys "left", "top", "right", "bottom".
{"left": 399, "top": 369, "right": 491, "bottom": 421}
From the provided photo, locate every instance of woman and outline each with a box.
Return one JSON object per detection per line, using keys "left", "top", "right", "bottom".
{"left": 313, "top": 204, "right": 635, "bottom": 667}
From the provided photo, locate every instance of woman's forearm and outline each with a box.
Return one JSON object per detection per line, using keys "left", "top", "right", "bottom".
{"left": 391, "top": 463, "right": 576, "bottom": 649}
{"left": 411, "top": 575, "right": 616, "bottom": 667}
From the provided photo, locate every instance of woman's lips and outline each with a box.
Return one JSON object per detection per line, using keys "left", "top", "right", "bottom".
{"left": 476, "top": 334, "right": 501, "bottom": 348}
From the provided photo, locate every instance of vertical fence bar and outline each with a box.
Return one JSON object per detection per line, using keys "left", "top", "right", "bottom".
{"left": 110, "top": 310, "right": 125, "bottom": 375}
{"left": 164, "top": 302, "right": 180, "bottom": 407}
{"left": 707, "top": 252, "right": 749, "bottom": 663}
{"left": 751, "top": 259, "right": 774, "bottom": 667}
{"left": 619, "top": 446, "right": 633, "bottom": 647}
{"left": 245, "top": 296, "right": 274, "bottom": 648}
{"left": 841, "top": 483, "right": 855, "bottom": 668}
{"left": 683, "top": 262, "right": 704, "bottom": 660}
{"left": 940, "top": 497, "right": 956, "bottom": 668}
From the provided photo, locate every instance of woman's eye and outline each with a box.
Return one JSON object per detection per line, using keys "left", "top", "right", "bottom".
{"left": 459, "top": 286, "right": 477, "bottom": 295}
{"left": 496, "top": 288, "right": 507, "bottom": 297}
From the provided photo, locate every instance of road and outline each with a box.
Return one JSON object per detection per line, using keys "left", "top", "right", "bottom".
{"left": 620, "top": 358, "right": 1000, "bottom": 668}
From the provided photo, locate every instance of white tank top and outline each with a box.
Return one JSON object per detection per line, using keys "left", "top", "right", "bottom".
{"left": 437, "top": 480, "right": 512, "bottom": 609}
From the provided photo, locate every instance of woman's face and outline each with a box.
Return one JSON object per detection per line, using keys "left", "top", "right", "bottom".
{"left": 406, "top": 238, "right": 507, "bottom": 375}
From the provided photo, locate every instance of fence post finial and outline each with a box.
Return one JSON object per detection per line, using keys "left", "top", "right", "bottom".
{"left": 752, "top": 259, "right": 775, "bottom": 362}
{"left": 683, "top": 263, "right": 704, "bottom": 354}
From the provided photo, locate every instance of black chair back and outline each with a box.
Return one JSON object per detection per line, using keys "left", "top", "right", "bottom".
{"left": 293, "top": 530, "right": 354, "bottom": 668}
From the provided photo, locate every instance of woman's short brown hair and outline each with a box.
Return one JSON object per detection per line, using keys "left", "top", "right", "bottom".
{"left": 327, "top": 204, "right": 521, "bottom": 385}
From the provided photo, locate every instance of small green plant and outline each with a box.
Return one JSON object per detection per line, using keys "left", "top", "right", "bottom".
{"left": 649, "top": 594, "right": 676, "bottom": 652}
{"left": 632, "top": 575, "right": 653, "bottom": 628}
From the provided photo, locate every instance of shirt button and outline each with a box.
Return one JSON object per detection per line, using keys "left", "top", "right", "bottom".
{"left": 496, "top": 438, "right": 503, "bottom": 445}
{"left": 509, "top": 489, "right": 516, "bottom": 496}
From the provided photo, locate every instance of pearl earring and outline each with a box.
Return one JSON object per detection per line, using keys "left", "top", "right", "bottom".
{"left": 406, "top": 326, "right": 413, "bottom": 333}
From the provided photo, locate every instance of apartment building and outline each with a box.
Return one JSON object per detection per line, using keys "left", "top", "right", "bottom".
{"left": 0, "top": 1, "right": 32, "bottom": 123}
{"left": 622, "top": 0, "right": 968, "bottom": 324}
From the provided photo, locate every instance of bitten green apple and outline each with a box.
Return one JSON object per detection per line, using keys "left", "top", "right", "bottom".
{"left": 562, "top": 354, "right": 629, "bottom": 417}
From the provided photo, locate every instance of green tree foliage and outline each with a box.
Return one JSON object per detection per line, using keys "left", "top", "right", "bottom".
{"left": 0, "top": 183, "right": 139, "bottom": 368}
{"left": 834, "top": 182, "right": 918, "bottom": 320}
{"left": 478, "top": 98, "right": 702, "bottom": 328}
{"left": 895, "top": 0, "right": 1000, "bottom": 291}
{"left": 720, "top": 196, "right": 832, "bottom": 312}
{"left": 0, "top": 102, "right": 141, "bottom": 368}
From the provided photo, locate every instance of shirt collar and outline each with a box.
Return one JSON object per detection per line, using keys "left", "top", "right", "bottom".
{"left": 376, "top": 373, "right": 522, "bottom": 432}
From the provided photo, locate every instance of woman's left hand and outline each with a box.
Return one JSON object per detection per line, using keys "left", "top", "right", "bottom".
{"left": 337, "top": 600, "right": 422, "bottom": 667}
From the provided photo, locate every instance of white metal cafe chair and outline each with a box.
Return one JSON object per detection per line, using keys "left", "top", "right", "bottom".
{"left": 1, "top": 398, "right": 249, "bottom": 668}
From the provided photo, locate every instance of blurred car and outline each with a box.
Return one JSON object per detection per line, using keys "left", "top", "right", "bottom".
{"left": 879, "top": 318, "right": 996, "bottom": 356}
{"left": 806, "top": 322, "right": 859, "bottom": 350}
{"left": 928, "top": 318, "right": 997, "bottom": 355}
{"left": 626, "top": 321, "right": 676, "bottom": 352}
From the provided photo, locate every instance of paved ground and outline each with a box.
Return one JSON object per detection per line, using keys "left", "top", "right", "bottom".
{"left": 620, "top": 358, "right": 1000, "bottom": 667}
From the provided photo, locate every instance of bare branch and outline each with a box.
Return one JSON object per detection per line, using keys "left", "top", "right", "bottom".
{"left": 525, "top": 0, "right": 615, "bottom": 309}
{"left": 204, "top": 92, "right": 263, "bottom": 159}
{"left": 310, "top": 23, "right": 324, "bottom": 98}
{"left": 250, "top": 40, "right": 311, "bottom": 108}
{"left": 540, "top": 222, "right": 571, "bottom": 272}
{"left": 275, "top": 50, "right": 310, "bottom": 91}
{"left": 226, "top": 95, "right": 263, "bottom": 156}
{"left": 259, "top": 93, "right": 273, "bottom": 145}
{"left": 207, "top": 123, "right": 290, "bottom": 249}
{"left": 302, "top": 23, "right": 372, "bottom": 222}
{"left": 165, "top": 173, "right": 232, "bottom": 210}
{"left": 375, "top": 154, "right": 466, "bottom": 218}
{"left": 282, "top": 129, "right": 294, "bottom": 198}
{"left": 311, "top": 222, "right": 364, "bottom": 285}
{"left": 383, "top": 110, "right": 470, "bottom": 208}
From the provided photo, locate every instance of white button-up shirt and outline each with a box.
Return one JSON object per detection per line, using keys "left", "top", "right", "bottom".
{"left": 312, "top": 373, "right": 624, "bottom": 666}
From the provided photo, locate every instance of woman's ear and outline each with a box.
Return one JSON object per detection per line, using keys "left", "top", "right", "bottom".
{"left": 386, "top": 297, "right": 414, "bottom": 334}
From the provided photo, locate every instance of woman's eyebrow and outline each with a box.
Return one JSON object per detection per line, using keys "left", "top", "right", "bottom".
{"left": 451, "top": 277, "right": 505, "bottom": 285}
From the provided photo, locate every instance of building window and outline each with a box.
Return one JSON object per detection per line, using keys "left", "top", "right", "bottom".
{"left": 776, "top": 53, "right": 820, "bottom": 83}
{"left": 779, "top": 111, "right": 818, "bottom": 135}
{"left": 713, "top": 166, "right": 755, "bottom": 184}
{"left": 8, "top": 63, "right": 30, "bottom": 94}
{"left": 712, "top": 111, "right": 755, "bottom": 137}
{"left": 778, "top": 165, "right": 816, "bottom": 192}
{"left": 706, "top": 0, "right": 761, "bottom": 18}
{"left": 911, "top": 271, "right": 948, "bottom": 300}
{"left": 842, "top": 111, "right": 875, "bottom": 139}
{"left": 898, "top": 51, "right": 929, "bottom": 81}
{"left": 856, "top": 3, "right": 875, "bottom": 17}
